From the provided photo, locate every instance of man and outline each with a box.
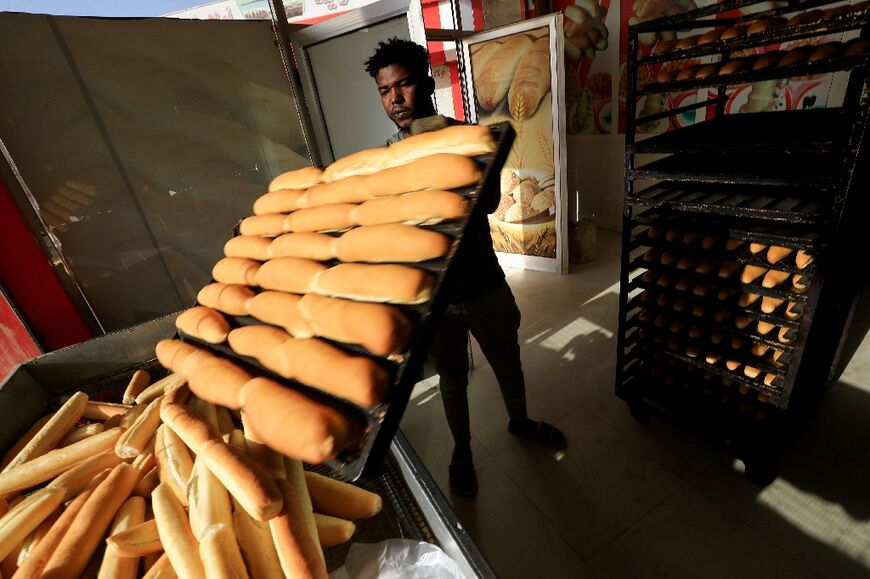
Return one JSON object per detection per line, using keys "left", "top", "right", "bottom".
{"left": 365, "top": 38, "right": 567, "bottom": 497}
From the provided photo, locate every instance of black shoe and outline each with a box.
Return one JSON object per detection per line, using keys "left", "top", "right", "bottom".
{"left": 508, "top": 419, "right": 568, "bottom": 450}
{"left": 449, "top": 447, "right": 478, "bottom": 497}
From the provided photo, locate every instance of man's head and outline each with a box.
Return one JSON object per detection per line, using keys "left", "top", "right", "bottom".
{"left": 364, "top": 38, "right": 435, "bottom": 130}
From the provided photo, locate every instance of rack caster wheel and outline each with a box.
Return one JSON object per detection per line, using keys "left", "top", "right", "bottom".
{"left": 744, "top": 459, "right": 778, "bottom": 486}
{"left": 628, "top": 400, "right": 650, "bottom": 423}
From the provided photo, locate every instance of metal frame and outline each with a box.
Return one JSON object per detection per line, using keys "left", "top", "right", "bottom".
{"left": 459, "top": 14, "right": 570, "bottom": 273}
{"left": 291, "top": 0, "right": 427, "bottom": 165}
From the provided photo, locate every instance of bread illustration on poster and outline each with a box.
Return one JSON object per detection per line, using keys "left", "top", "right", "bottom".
{"left": 469, "top": 25, "right": 558, "bottom": 259}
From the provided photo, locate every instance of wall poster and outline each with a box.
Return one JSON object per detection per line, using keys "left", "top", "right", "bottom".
{"left": 461, "top": 15, "right": 569, "bottom": 273}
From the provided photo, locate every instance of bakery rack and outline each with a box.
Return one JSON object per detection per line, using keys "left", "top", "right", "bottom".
{"left": 175, "top": 122, "right": 515, "bottom": 482}
{"left": 618, "top": 0, "right": 869, "bottom": 483}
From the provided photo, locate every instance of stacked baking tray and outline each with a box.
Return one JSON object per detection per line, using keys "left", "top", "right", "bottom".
{"left": 618, "top": 0, "right": 869, "bottom": 482}
{"left": 0, "top": 315, "right": 495, "bottom": 577}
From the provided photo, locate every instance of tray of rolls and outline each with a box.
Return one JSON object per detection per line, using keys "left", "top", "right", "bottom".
{"left": 156, "top": 122, "right": 515, "bottom": 482}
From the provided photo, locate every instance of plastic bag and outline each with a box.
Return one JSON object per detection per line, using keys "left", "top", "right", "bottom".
{"left": 329, "top": 539, "right": 466, "bottom": 579}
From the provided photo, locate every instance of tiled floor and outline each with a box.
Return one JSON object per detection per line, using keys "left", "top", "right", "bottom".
{"left": 400, "top": 229, "right": 870, "bottom": 579}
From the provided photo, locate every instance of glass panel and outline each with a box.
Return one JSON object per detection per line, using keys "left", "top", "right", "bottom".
{"left": 306, "top": 16, "right": 411, "bottom": 158}
{"left": 0, "top": 13, "right": 309, "bottom": 332}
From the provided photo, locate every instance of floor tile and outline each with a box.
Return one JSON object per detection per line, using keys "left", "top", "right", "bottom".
{"left": 588, "top": 485, "right": 818, "bottom": 579}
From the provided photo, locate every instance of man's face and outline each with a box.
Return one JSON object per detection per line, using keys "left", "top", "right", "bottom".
{"left": 375, "top": 63, "right": 422, "bottom": 130}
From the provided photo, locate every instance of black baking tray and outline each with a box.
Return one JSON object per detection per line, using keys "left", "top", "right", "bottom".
{"left": 175, "top": 122, "right": 516, "bottom": 481}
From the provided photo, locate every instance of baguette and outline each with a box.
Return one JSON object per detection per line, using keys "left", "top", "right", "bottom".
{"left": 508, "top": 37, "right": 551, "bottom": 120}
{"left": 241, "top": 418, "right": 285, "bottom": 481}
{"left": 304, "top": 471, "right": 382, "bottom": 519}
{"left": 753, "top": 50, "right": 784, "bottom": 70}
{"left": 246, "top": 292, "right": 314, "bottom": 338}
{"left": 154, "top": 424, "right": 194, "bottom": 507}
{"left": 674, "top": 35, "right": 698, "bottom": 50}
{"left": 795, "top": 249, "right": 813, "bottom": 269}
{"left": 719, "top": 57, "right": 754, "bottom": 75}
{"left": 115, "top": 396, "right": 163, "bottom": 459}
{"left": 268, "top": 167, "right": 323, "bottom": 192}
{"left": 151, "top": 482, "right": 205, "bottom": 579}
{"left": 123, "top": 370, "right": 151, "bottom": 405}
{"left": 136, "top": 374, "right": 185, "bottom": 406}
{"left": 48, "top": 449, "right": 122, "bottom": 501}
{"left": 269, "top": 232, "right": 336, "bottom": 261}
{"left": 141, "top": 553, "right": 176, "bottom": 579}
{"left": 253, "top": 189, "right": 306, "bottom": 215}
{"left": 239, "top": 378, "right": 354, "bottom": 465}
{"left": 720, "top": 24, "right": 748, "bottom": 40}
{"left": 283, "top": 459, "right": 320, "bottom": 557}
{"left": 106, "top": 519, "right": 161, "bottom": 557}
{"left": 352, "top": 190, "right": 468, "bottom": 226}
{"left": 0, "top": 417, "right": 51, "bottom": 470}
{"left": 303, "top": 154, "right": 480, "bottom": 207}
{"left": 472, "top": 41, "right": 503, "bottom": 83}
{"left": 188, "top": 397, "right": 220, "bottom": 431}
{"left": 187, "top": 457, "right": 234, "bottom": 541}
{"left": 133, "top": 467, "right": 160, "bottom": 498}
{"left": 199, "top": 524, "right": 250, "bottom": 579}
{"left": 255, "top": 257, "right": 327, "bottom": 293}
{"left": 269, "top": 479, "right": 328, "bottom": 579}
{"left": 232, "top": 504, "right": 283, "bottom": 579}
{"left": 298, "top": 293, "right": 413, "bottom": 357}
{"left": 766, "top": 245, "right": 793, "bottom": 264}
{"left": 475, "top": 36, "right": 533, "bottom": 111}
{"left": 175, "top": 306, "right": 230, "bottom": 345}
{"left": 0, "top": 487, "right": 65, "bottom": 562}
{"left": 239, "top": 214, "right": 287, "bottom": 237}
{"left": 99, "top": 496, "right": 146, "bottom": 579}
{"left": 762, "top": 269, "right": 790, "bottom": 288}
{"left": 41, "top": 463, "right": 139, "bottom": 579}
{"left": 197, "top": 284, "right": 255, "bottom": 316}
{"left": 695, "top": 64, "right": 720, "bottom": 79}
{"left": 808, "top": 42, "right": 844, "bottom": 63}
{"left": 228, "top": 327, "right": 390, "bottom": 408}
{"left": 3, "top": 392, "right": 88, "bottom": 473}
{"left": 697, "top": 28, "right": 724, "bottom": 45}
{"left": 314, "top": 513, "right": 356, "bottom": 547}
{"left": 335, "top": 224, "right": 450, "bottom": 263}
{"left": 747, "top": 16, "right": 787, "bottom": 34}
{"left": 761, "top": 296, "right": 784, "bottom": 314}
{"left": 159, "top": 395, "right": 220, "bottom": 456}
{"left": 199, "top": 440, "right": 283, "bottom": 522}
{"left": 58, "top": 422, "right": 104, "bottom": 447}
{"left": 188, "top": 357, "right": 252, "bottom": 411}
{"left": 216, "top": 408, "right": 236, "bottom": 440}
{"left": 780, "top": 46, "right": 814, "bottom": 67}
{"left": 741, "top": 265, "right": 767, "bottom": 283}
{"left": 313, "top": 263, "right": 434, "bottom": 304}
{"left": 323, "top": 125, "right": 495, "bottom": 182}
{"left": 0, "top": 428, "right": 124, "bottom": 496}
{"left": 83, "top": 402, "right": 132, "bottom": 421}
{"left": 284, "top": 204, "right": 356, "bottom": 233}
{"left": 10, "top": 473, "right": 105, "bottom": 579}
{"left": 224, "top": 236, "right": 272, "bottom": 261}
{"left": 786, "top": 9, "right": 823, "bottom": 26}
{"left": 212, "top": 257, "right": 260, "bottom": 286}
{"left": 16, "top": 503, "right": 61, "bottom": 568}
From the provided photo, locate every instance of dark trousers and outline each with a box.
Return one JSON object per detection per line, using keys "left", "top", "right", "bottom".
{"left": 429, "top": 280, "right": 528, "bottom": 447}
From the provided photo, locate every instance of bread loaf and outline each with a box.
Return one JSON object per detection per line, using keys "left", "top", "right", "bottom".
{"left": 115, "top": 396, "right": 163, "bottom": 459}
{"left": 283, "top": 204, "right": 356, "bottom": 233}
{"left": 48, "top": 450, "right": 122, "bottom": 501}
{"left": 3, "top": 392, "right": 88, "bottom": 473}
{"left": 270, "top": 232, "right": 336, "bottom": 261}
{"left": 141, "top": 553, "right": 174, "bottom": 579}
{"left": 1, "top": 416, "right": 51, "bottom": 470}
{"left": 762, "top": 269, "right": 790, "bottom": 288}
{"left": 199, "top": 440, "right": 283, "bottom": 522}
{"left": 269, "top": 479, "right": 328, "bottom": 579}
{"left": 299, "top": 293, "right": 413, "bottom": 357}
{"left": 133, "top": 467, "right": 160, "bottom": 498}
{"left": 247, "top": 292, "right": 313, "bottom": 338}
{"left": 268, "top": 167, "right": 323, "bottom": 192}
{"left": 0, "top": 486, "right": 65, "bottom": 562}
{"left": 188, "top": 457, "right": 234, "bottom": 543}
{"left": 197, "top": 284, "right": 255, "bottom": 316}
{"left": 212, "top": 257, "right": 260, "bottom": 286}
{"left": 808, "top": 42, "right": 844, "bottom": 63}
{"left": 253, "top": 189, "right": 306, "bottom": 215}
{"left": 695, "top": 64, "right": 721, "bottom": 79}
{"left": 303, "top": 154, "right": 480, "bottom": 207}
{"left": 175, "top": 306, "right": 230, "bottom": 344}
{"left": 224, "top": 236, "right": 272, "bottom": 261}
{"left": 239, "top": 214, "right": 286, "bottom": 237}
{"left": 136, "top": 374, "right": 185, "bottom": 405}
{"left": 795, "top": 249, "right": 813, "bottom": 269}
{"left": 753, "top": 51, "right": 784, "bottom": 70}
{"left": 105, "top": 518, "right": 161, "bottom": 557}
{"left": 152, "top": 482, "right": 206, "bottom": 579}
{"left": 720, "top": 24, "right": 748, "bottom": 40}
{"left": 780, "top": 46, "right": 814, "bottom": 66}
{"left": 154, "top": 424, "right": 194, "bottom": 507}
{"left": 697, "top": 28, "right": 725, "bottom": 45}
{"left": 255, "top": 257, "right": 327, "bottom": 293}
{"left": 232, "top": 504, "right": 283, "bottom": 579}
{"left": 719, "top": 57, "right": 754, "bottom": 75}
{"left": 761, "top": 296, "right": 785, "bottom": 314}
{"left": 472, "top": 41, "right": 503, "bottom": 84}
{"left": 123, "top": 370, "right": 151, "bottom": 405}
{"left": 83, "top": 401, "right": 130, "bottom": 421}
{"left": 352, "top": 190, "right": 468, "bottom": 226}
{"left": 786, "top": 9, "right": 823, "bottom": 26}
{"left": 508, "top": 37, "right": 551, "bottom": 120}
{"left": 676, "top": 65, "right": 700, "bottom": 81}
{"left": 0, "top": 427, "right": 124, "bottom": 496}
{"left": 199, "top": 524, "right": 250, "bottom": 579}
{"left": 228, "top": 327, "right": 389, "bottom": 408}
{"left": 241, "top": 377, "right": 355, "bottom": 464}
{"left": 42, "top": 463, "right": 139, "bottom": 579}
{"left": 322, "top": 125, "right": 495, "bottom": 182}
{"left": 313, "top": 263, "right": 435, "bottom": 304}
{"left": 675, "top": 35, "right": 698, "bottom": 50}
{"left": 58, "top": 422, "right": 104, "bottom": 447}
{"left": 314, "top": 514, "right": 356, "bottom": 547}
{"left": 241, "top": 419, "right": 285, "bottom": 481}
{"left": 335, "top": 224, "right": 450, "bottom": 263}
{"left": 304, "top": 471, "right": 382, "bottom": 520}
{"left": 741, "top": 265, "right": 767, "bottom": 283}
{"left": 747, "top": 16, "right": 787, "bottom": 34}
{"left": 476, "top": 35, "right": 534, "bottom": 111}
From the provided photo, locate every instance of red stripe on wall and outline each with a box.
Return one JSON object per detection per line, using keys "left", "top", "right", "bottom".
{"left": 471, "top": 0, "right": 484, "bottom": 30}
{"left": 0, "top": 182, "right": 92, "bottom": 351}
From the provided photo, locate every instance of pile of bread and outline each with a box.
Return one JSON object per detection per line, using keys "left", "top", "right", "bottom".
{"left": 634, "top": 224, "right": 814, "bottom": 392}
{"left": 651, "top": 1, "right": 870, "bottom": 83}
{"left": 0, "top": 372, "right": 382, "bottom": 578}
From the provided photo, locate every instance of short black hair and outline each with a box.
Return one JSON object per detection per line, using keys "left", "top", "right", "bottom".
{"left": 364, "top": 37, "right": 430, "bottom": 79}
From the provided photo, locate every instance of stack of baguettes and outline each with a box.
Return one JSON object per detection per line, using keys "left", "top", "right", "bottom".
{"left": 0, "top": 371, "right": 382, "bottom": 579}
{"left": 155, "top": 124, "right": 496, "bottom": 468}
